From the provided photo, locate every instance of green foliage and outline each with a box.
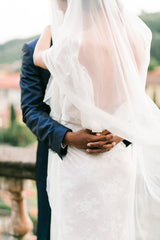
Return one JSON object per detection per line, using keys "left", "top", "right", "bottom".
{"left": 10, "top": 104, "right": 16, "bottom": 127}
{"left": 0, "top": 105, "right": 36, "bottom": 147}
{"left": 0, "top": 35, "right": 39, "bottom": 65}
{"left": 150, "top": 33, "right": 160, "bottom": 63}
{"left": 0, "top": 200, "right": 11, "bottom": 213}
{"left": 140, "top": 12, "right": 160, "bottom": 70}
{"left": 0, "top": 122, "right": 36, "bottom": 147}
{"left": 148, "top": 57, "right": 160, "bottom": 71}
{"left": 29, "top": 214, "right": 37, "bottom": 235}
{"left": 140, "top": 12, "right": 160, "bottom": 33}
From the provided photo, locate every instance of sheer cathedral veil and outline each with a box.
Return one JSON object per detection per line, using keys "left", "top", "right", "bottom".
{"left": 43, "top": 0, "right": 160, "bottom": 239}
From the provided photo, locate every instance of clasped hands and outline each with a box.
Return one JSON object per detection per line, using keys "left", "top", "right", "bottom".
{"left": 64, "top": 129, "right": 124, "bottom": 154}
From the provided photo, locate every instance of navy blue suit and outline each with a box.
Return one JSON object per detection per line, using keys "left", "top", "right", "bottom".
{"left": 20, "top": 38, "right": 71, "bottom": 240}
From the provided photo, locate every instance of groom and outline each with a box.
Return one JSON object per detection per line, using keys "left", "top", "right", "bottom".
{"left": 20, "top": 37, "right": 131, "bottom": 240}
{"left": 20, "top": 1, "right": 131, "bottom": 240}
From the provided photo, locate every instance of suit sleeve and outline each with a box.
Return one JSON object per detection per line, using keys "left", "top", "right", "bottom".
{"left": 20, "top": 43, "right": 72, "bottom": 159}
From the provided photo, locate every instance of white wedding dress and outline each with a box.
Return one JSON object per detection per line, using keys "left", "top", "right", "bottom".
{"left": 42, "top": 0, "right": 160, "bottom": 239}
{"left": 47, "top": 102, "right": 135, "bottom": 240}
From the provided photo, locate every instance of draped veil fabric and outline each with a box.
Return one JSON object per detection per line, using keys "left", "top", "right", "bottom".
{"left": 43, "top": 0, "right": 160, "bottom": 239}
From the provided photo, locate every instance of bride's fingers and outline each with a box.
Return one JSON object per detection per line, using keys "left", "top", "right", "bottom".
{"left": 87, "top": 141, "right": 116, "bottom": 149}
{"left": 103, "top": 143, "right": 115, "bottom": 150}
{"left": 96, "top": 130, "right": 111, "bottom": 136}
{"left": 96, "top": 133, "right": 101, "bottom": 136}
{"left": 87, "top": 141, "right": 105, "bottom": 149}
{"left": 86, "top": 144, "right": 113, "bottom": 154}
{"left": 91, "top": 133, "right": 114, "bottom": 143}
{"left": 86, "top": 148, "right": 105, "bottom": 154}
{"left": 102, "top": 129, "right": 111, "bottom": 135}
{"left": 88, "top": 134, "right": 114, "bottom": 147}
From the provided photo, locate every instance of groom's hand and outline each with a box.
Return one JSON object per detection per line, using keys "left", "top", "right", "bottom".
{"left": 86, "top": 129, "right": 122, "bottom": 153}
{"left": 63, "top": 129, "right": 116, "bottom": 154}
{"left": 88, "top": 130, "right": 123, "bottom": 152}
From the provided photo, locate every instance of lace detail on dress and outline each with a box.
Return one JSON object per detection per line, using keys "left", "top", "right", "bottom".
{"left": 48, "top": 141, "right": 135, "bottom": 240}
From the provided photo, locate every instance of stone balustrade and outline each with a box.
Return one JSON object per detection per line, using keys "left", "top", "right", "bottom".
{"left": 0, "top": 144, "right": 37, "bottom": 240}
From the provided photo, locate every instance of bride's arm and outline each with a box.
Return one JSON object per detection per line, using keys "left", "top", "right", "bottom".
{"left": 33, "top": 26, "right": 52, "bottom": 69}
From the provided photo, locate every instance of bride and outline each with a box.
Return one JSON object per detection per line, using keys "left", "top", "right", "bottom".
{"left": 33, "top": 0, "right": 160, "bottom": 239}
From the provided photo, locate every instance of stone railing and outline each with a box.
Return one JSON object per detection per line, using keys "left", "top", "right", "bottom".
{"left": 0, "top": 144, "right": 37, "bottom": 240}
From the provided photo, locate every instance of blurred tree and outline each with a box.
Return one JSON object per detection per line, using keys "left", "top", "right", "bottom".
{"left": 141, "top": 12, "right": 160, "bottom": 70}
{"left": 0, "top": 105, "right": 36, "bottom": 147}
{"left": 148, "top": 57, "right": 160, "bottom": 71}
{"left": 10, "top": 104, "right": 16, "bottom": 127}
{"left": 141, "top": 12, "right": 160, "bottom": 33}
{"left": 151, "top": 33, "right": 160, "bottom": 63}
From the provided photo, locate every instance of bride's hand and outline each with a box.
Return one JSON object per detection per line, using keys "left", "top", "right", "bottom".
{"left": 33, "top": 25, "right": 52, "bottom": 69}
{"left": 86, "top": 130, "right": 124, "bottom": 153}
{"left": 100, "top": 130, "right": 124, "bottom": 146}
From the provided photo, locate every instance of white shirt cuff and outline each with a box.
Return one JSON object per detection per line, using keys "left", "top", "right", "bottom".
{"left": 61, "top": 142, "right": 67, "bottom": 149}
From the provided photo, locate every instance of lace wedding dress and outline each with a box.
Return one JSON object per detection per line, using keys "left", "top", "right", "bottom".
{"left": 47, "top": 107, "right": 134, "bottom": 240}
{"left": 42, "top": 0, "right": 160, "bottom": 239}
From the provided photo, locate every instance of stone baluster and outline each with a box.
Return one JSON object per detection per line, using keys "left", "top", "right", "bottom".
{"left": 0, "top": 177, "right": 33, "bottom": 239}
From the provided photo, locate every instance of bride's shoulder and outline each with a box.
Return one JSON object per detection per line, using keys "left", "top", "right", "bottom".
{"left": 127, "top": 13, "right": 152, "bottom": 40}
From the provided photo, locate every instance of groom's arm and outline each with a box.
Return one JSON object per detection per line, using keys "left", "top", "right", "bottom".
{"left": 20, "top": 42, "right": 71, "bottom": 159}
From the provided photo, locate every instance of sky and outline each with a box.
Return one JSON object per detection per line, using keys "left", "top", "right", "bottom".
{"left": 0, "top": 0, "right": 160, "bottom": 44}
